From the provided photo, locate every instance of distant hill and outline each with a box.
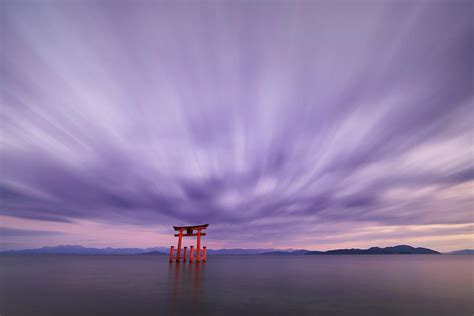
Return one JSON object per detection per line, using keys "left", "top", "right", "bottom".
{"left": 206, "top": 248, "right": 277, "bottom": 255}
{"left": 139, "top": 251, "right": 167, "bottom": 255}
{"left": 302, "top": 250, "right": 324, "bottom": 255}
{"left": 445, "top": 249, "right": 474, "bottom": 255}
{"left": 0, "top": 245, "right": 165, "bottom": 255}
{"left": 260, "top": 250, "right": 310, "bottom": 255}
{"left": 306, "top": 245, "right": 440, "bottom": 255}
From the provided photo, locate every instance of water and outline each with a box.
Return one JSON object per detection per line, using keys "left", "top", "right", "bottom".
{"left": 0, "top": 255, "right": 472, "bottom": 315}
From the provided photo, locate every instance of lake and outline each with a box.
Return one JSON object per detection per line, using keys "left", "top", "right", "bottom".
{"left": 0, "top": 255, "right": 472, "bottom": 315}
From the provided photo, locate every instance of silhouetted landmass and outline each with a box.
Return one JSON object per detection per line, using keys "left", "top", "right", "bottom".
{"left": 305, "top": 245, "right": 440, "bottom": 255}
{"left": 260, "top": 250, "right": 310, "bottom": 255}
{"left": 0, "top": 245, "right": 276, "bottom": 255}
{"left": 205, "top": 248, "right": 277, "bottom": 255}
{"left": 0, "top": 244, "right": 442, "bottom": 255}
{"left": 302, "top": 250, "right": 323, "bottom": 255}
{"left": 445, "top": 249, "right": 474, "bottom": 255}
{"left": 138, "top": 251, "right": 167, "bottom": 255}
{"left": 0, "top": 245, "right": 165, "bottom": 255}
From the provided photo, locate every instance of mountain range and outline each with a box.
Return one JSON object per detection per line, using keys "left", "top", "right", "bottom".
{"left": 0, "top": 245, "right": 284, "bottom": 255}
{"left": 1, "top": 244, "right": 471, "bottom": 255}
{"left": 0, "top": 245, "right": 166, "bottom": 255}
{"left": 445, "top": 249, "right": 474, "bottom": 255}
{"left": 305, "top": 245, "right": 440, "bottom": 255}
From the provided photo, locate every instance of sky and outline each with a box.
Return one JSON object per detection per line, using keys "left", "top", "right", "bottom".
{"left": 1, "top": 1, "right": 473, "bottom": 252}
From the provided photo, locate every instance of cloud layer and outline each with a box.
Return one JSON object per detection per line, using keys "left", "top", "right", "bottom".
{"left": 1, "top": 1, "right": 472, "bottom": 250}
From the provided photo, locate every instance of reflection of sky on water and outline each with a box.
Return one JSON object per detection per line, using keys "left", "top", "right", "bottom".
{"left": 0, "top": 255, "right": 472, "bottom": 315}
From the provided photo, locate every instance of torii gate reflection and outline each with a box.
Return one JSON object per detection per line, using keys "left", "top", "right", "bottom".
{"left": 169, "top": 224, "right": 209, "bottom": 262}
{"left": 167, "top": 258, "right": 205, "bottom": 314}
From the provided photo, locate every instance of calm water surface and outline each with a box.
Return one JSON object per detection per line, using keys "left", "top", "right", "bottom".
{"left": 0, "top": 255, "right": 472, "bottom": 315}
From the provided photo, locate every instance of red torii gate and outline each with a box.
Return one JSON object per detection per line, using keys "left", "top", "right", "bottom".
{"left": 169, "top": 224, "right": 208, "bottom": 263}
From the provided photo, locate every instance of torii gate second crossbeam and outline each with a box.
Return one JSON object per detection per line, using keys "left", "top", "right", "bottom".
{"left": 169, "top": 224, "right": 209, "bottom": 263}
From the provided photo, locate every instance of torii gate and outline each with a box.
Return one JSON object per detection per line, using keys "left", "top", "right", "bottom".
{"left": 169, "top": 224, "right": 208, "bottom": 263}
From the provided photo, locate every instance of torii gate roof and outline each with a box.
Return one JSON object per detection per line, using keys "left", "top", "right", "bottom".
{"left": 173, "top": 224, "right": 209, "bottom": 231}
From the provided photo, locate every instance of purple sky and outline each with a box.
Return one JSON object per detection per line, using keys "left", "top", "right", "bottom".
{"left": 1, "top": 1, "right": 473, "bottom": 251}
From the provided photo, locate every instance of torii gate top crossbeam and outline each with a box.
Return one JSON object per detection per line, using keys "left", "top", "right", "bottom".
{"left": 173, "top": 224, "right": 209, "bottom": 231}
